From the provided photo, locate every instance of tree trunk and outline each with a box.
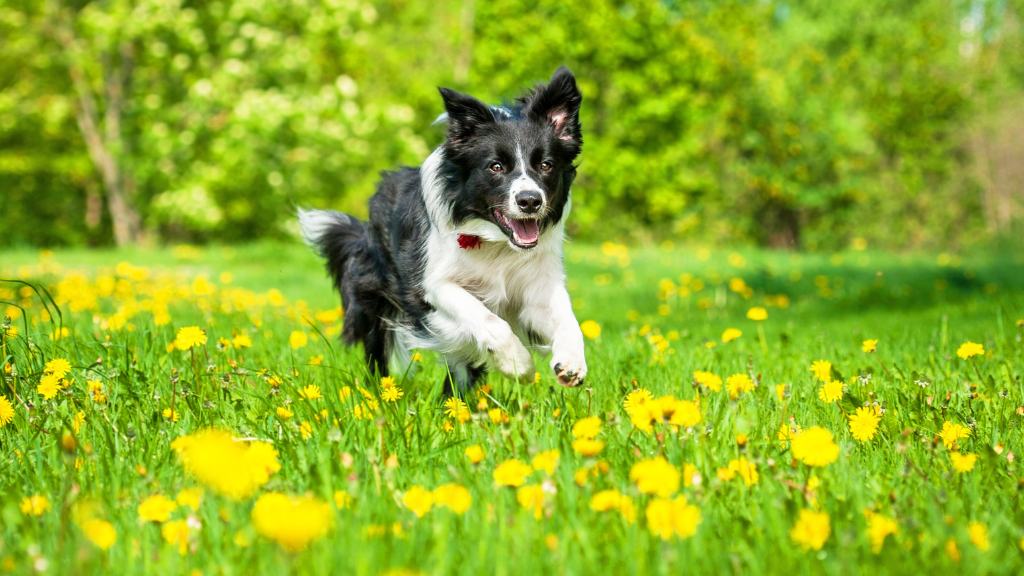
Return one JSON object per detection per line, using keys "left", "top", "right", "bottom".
{"left": 52, "top": 6, "right": 142, "bottom": 246}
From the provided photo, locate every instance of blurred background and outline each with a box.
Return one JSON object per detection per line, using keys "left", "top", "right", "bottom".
{"left": 3, "top": 0, "right": 1023, "bottom": 251}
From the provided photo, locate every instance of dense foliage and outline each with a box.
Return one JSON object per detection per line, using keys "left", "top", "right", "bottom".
{"left": 2, "top": 0, "right": 1023, "bottom": 249}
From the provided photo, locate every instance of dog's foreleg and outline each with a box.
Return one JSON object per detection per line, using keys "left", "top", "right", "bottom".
{"left": 426, "top": 282, "right": 534, "bottom": 379}
{"left": 521, "top": 284, "right": 587, "bottom": 387}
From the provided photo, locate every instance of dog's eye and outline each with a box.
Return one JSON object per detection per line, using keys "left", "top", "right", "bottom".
{"left": 539, "top": 160, "right": 554, "bottom": 174}
{"left": 488, "top": 161, "right": 505, "bottom": 174}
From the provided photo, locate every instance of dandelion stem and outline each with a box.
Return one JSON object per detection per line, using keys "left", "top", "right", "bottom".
{"left": 757, "top": 324, "right": 768, "bottom": 353}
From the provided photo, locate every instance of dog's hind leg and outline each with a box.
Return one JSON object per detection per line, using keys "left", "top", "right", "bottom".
{"left": 339, "top": 281, "right": 391, "bottom": 377}
{"left": 363, "top": 323, "right": 389, "bottom": 377}
{"left": 442, "top": 360, "right": 487, "bottom": 397}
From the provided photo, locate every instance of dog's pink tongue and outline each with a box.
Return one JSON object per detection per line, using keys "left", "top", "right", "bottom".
{"left": 511, "top": 219, "right": 540, "bottom": 245}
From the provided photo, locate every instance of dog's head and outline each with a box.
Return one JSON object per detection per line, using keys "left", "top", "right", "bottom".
{"left": 437, "top": 67, "right": 582, "bottom": 250}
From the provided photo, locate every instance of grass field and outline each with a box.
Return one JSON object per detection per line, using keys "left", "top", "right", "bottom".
{"left": 1, "top": 241, "right": 1023, "bottom": 574}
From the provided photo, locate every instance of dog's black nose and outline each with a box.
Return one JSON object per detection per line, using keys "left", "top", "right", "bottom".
{"left": 515, "top": 191, "right": 543, "bottom": 214}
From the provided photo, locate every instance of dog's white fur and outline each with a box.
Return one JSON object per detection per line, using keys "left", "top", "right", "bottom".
{"left": 402, "top": 148, "right": 588, "bottom": 382}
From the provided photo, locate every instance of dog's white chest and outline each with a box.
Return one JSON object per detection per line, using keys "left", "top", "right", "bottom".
{"left": 447, "top": 246, "right": 541, "bottom": 313}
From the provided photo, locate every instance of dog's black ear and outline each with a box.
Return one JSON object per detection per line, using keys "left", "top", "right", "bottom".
{"left": 439, "top": 87, "right": 495, "bottom": 146}
{"left": 525, "top": 66, "right": 582, "bottom": 146}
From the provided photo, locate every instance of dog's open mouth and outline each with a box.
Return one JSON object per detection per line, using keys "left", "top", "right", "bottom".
{"left": 493, "top": 210, "right": 540, "bottom": 248}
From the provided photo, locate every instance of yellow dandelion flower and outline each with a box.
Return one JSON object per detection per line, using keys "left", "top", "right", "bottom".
{"left": 791, "top": 426, "right": 840, "bottom": 467}
{"left": 580, "top": 320, "right": 602, "bottom": 340}
{"left": 746, "top": 307, "right": 768, "bottom": 321}
{"left": 848, "top": 406, "right": 881, "bottom": 443}
{"left": 298, "top": 385, "right": 322, "bottom": 400}
{"left": 625, "top": 402, "right": 656, "bottom": 433}
{"left": 956, "top": 341, "right": 984, "bottom": 359}
{"left": 443, "top": 397, "right": 471, "bottom": 423}
{"left": 717, "top": 465, "right": 736, "bottom": 482}
{"left": 276, "top": 406, "right": 293, "bottom": 420}
{"left": 726, "top": 373, "right": 755, "bottom": 399}
{"left": 37, "top": 373, "right": 60, "bottom": 400}
{"left": 289, "top": 330, "right": 309, "bottom": 349}
{"left": 138, "top": 494, "right": 177, "bottom": 523}
{"left": 668, "top": 399, "right": 701, "bottom": 428}
{"left": 817, "top": 380, "right": 844, "bottom": 403}
{"left": 968, "top": 521, "right": 990, "bottom": 551}
{"left": 624, "top": 388, "right": 654, "bottom": 413}
{"left": 590, "top": 490, "right": 637, "bottom": 524}
{"left": 81, "top": 518, "right": 117, "bottom": 550}
{"left": 693, "top": 371, "right": 722, "bottom": 391}
{"left": 531, "top": 450, "right": 560, "bottom": 476}
{"left": 866, "top": 512, "right": 898, "bottom": 553}
{"left": 572, "top": 438, "right": 606, "bottom": 457}
{"left": 790, "top": 509, "right": 830, "bottom": 551}
{"left": 645, "top": 496, "right": 701, "bottom": 540}
{"left": 950, "top": 452, "right": 977, "bottom": 473}
{"left": 465, "top": 444, "right": 485, "bottom": 464}
{"left": 174, "top": 326, "right": 207, "bottom": 351}
{"left": 493, "top": 459, "right": 532, "bottom": 488}
{"left": 810, "top": 360, "right": 832, "bottom": 382}
{"left": 432, "top": 483, "right": 472, "bottom": 515}
{"left": 589, "top": 489, "right": 624, "bottom": 512}
{"left": 630, "top": 457, "right": 680, "bottom": 497}
{"left": 20, "top": 495, "right": 50, "bottom": 516}
{"left": 44, "top": 358, "right": 72, "bottom": 378}
{"left": 401, "top": 485, "right": 434, "bottom": 518}
{"left": 87, "top": 380, "right": 106, "bottom": 403}
{"left": 231, "top": 332, "right": 253, "bottom": 348}
{"left": 488, "top": 408, "right": 508, "bottom": 424}
{"left": 381, "top": 382, "right": 403, "bottom": 402}
{"left": 571, "top": 416, "right": 602, "bottom": 440}
{"left": 939, "top": 421, "right": 971, "bottom": 450}
{"left": 162, "top": 407, "right": 180, "bottom": 422}
{"left": 516, "top": 484, "right": 546, "bottom": 519}
{"left": 171, "top": 429, "right": 280, "bottom": 500}
{"left": 862, "top": 339, "right": 878, "bottom": 353}
{"left": 251, "top": 492, "right": 331, "bottom": 552}
{"left": 0, "top": 394, "right": 14, "bottom": 427}
{"left": 299, "top": 421, "right": 313, "bottom": 440}
{"left": 721, "top": 328, "right": 742, "bottom": 343}
{"left": 161, "top": 519, "right": 191, "bottom": 555}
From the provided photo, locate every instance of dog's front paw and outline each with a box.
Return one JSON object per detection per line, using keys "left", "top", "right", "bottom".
{"left": 491, "top": 334, "right": 534, "bottom": 380}
{"left": 551, "top": 346, "right": 587, "bottom": 388}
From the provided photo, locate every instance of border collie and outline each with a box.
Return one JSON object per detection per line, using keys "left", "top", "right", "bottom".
{"left": 298, "top": 67, "right": 587, "bottom": 394}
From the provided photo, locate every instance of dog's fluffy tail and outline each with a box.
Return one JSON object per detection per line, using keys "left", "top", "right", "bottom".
{"left": 297, "top": 207, "right": 367, "bottom": 291}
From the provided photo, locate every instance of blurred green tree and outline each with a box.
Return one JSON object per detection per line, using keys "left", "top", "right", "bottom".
{"left": 1, "top": 0, "right": 1020, "bottom": 249}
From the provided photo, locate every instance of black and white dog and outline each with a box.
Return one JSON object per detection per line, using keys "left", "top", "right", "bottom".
{"left": 299, "top": 67, "right": 587, "bottom": 393}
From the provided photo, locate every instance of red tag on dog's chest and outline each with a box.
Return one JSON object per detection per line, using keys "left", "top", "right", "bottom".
{"left": 457, "top": 234, "right": 482, "bottom": 250}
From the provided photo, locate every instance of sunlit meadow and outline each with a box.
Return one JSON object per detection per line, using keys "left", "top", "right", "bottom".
{"left": 1, "top": 242, "right": 1022, "bottom": 574}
